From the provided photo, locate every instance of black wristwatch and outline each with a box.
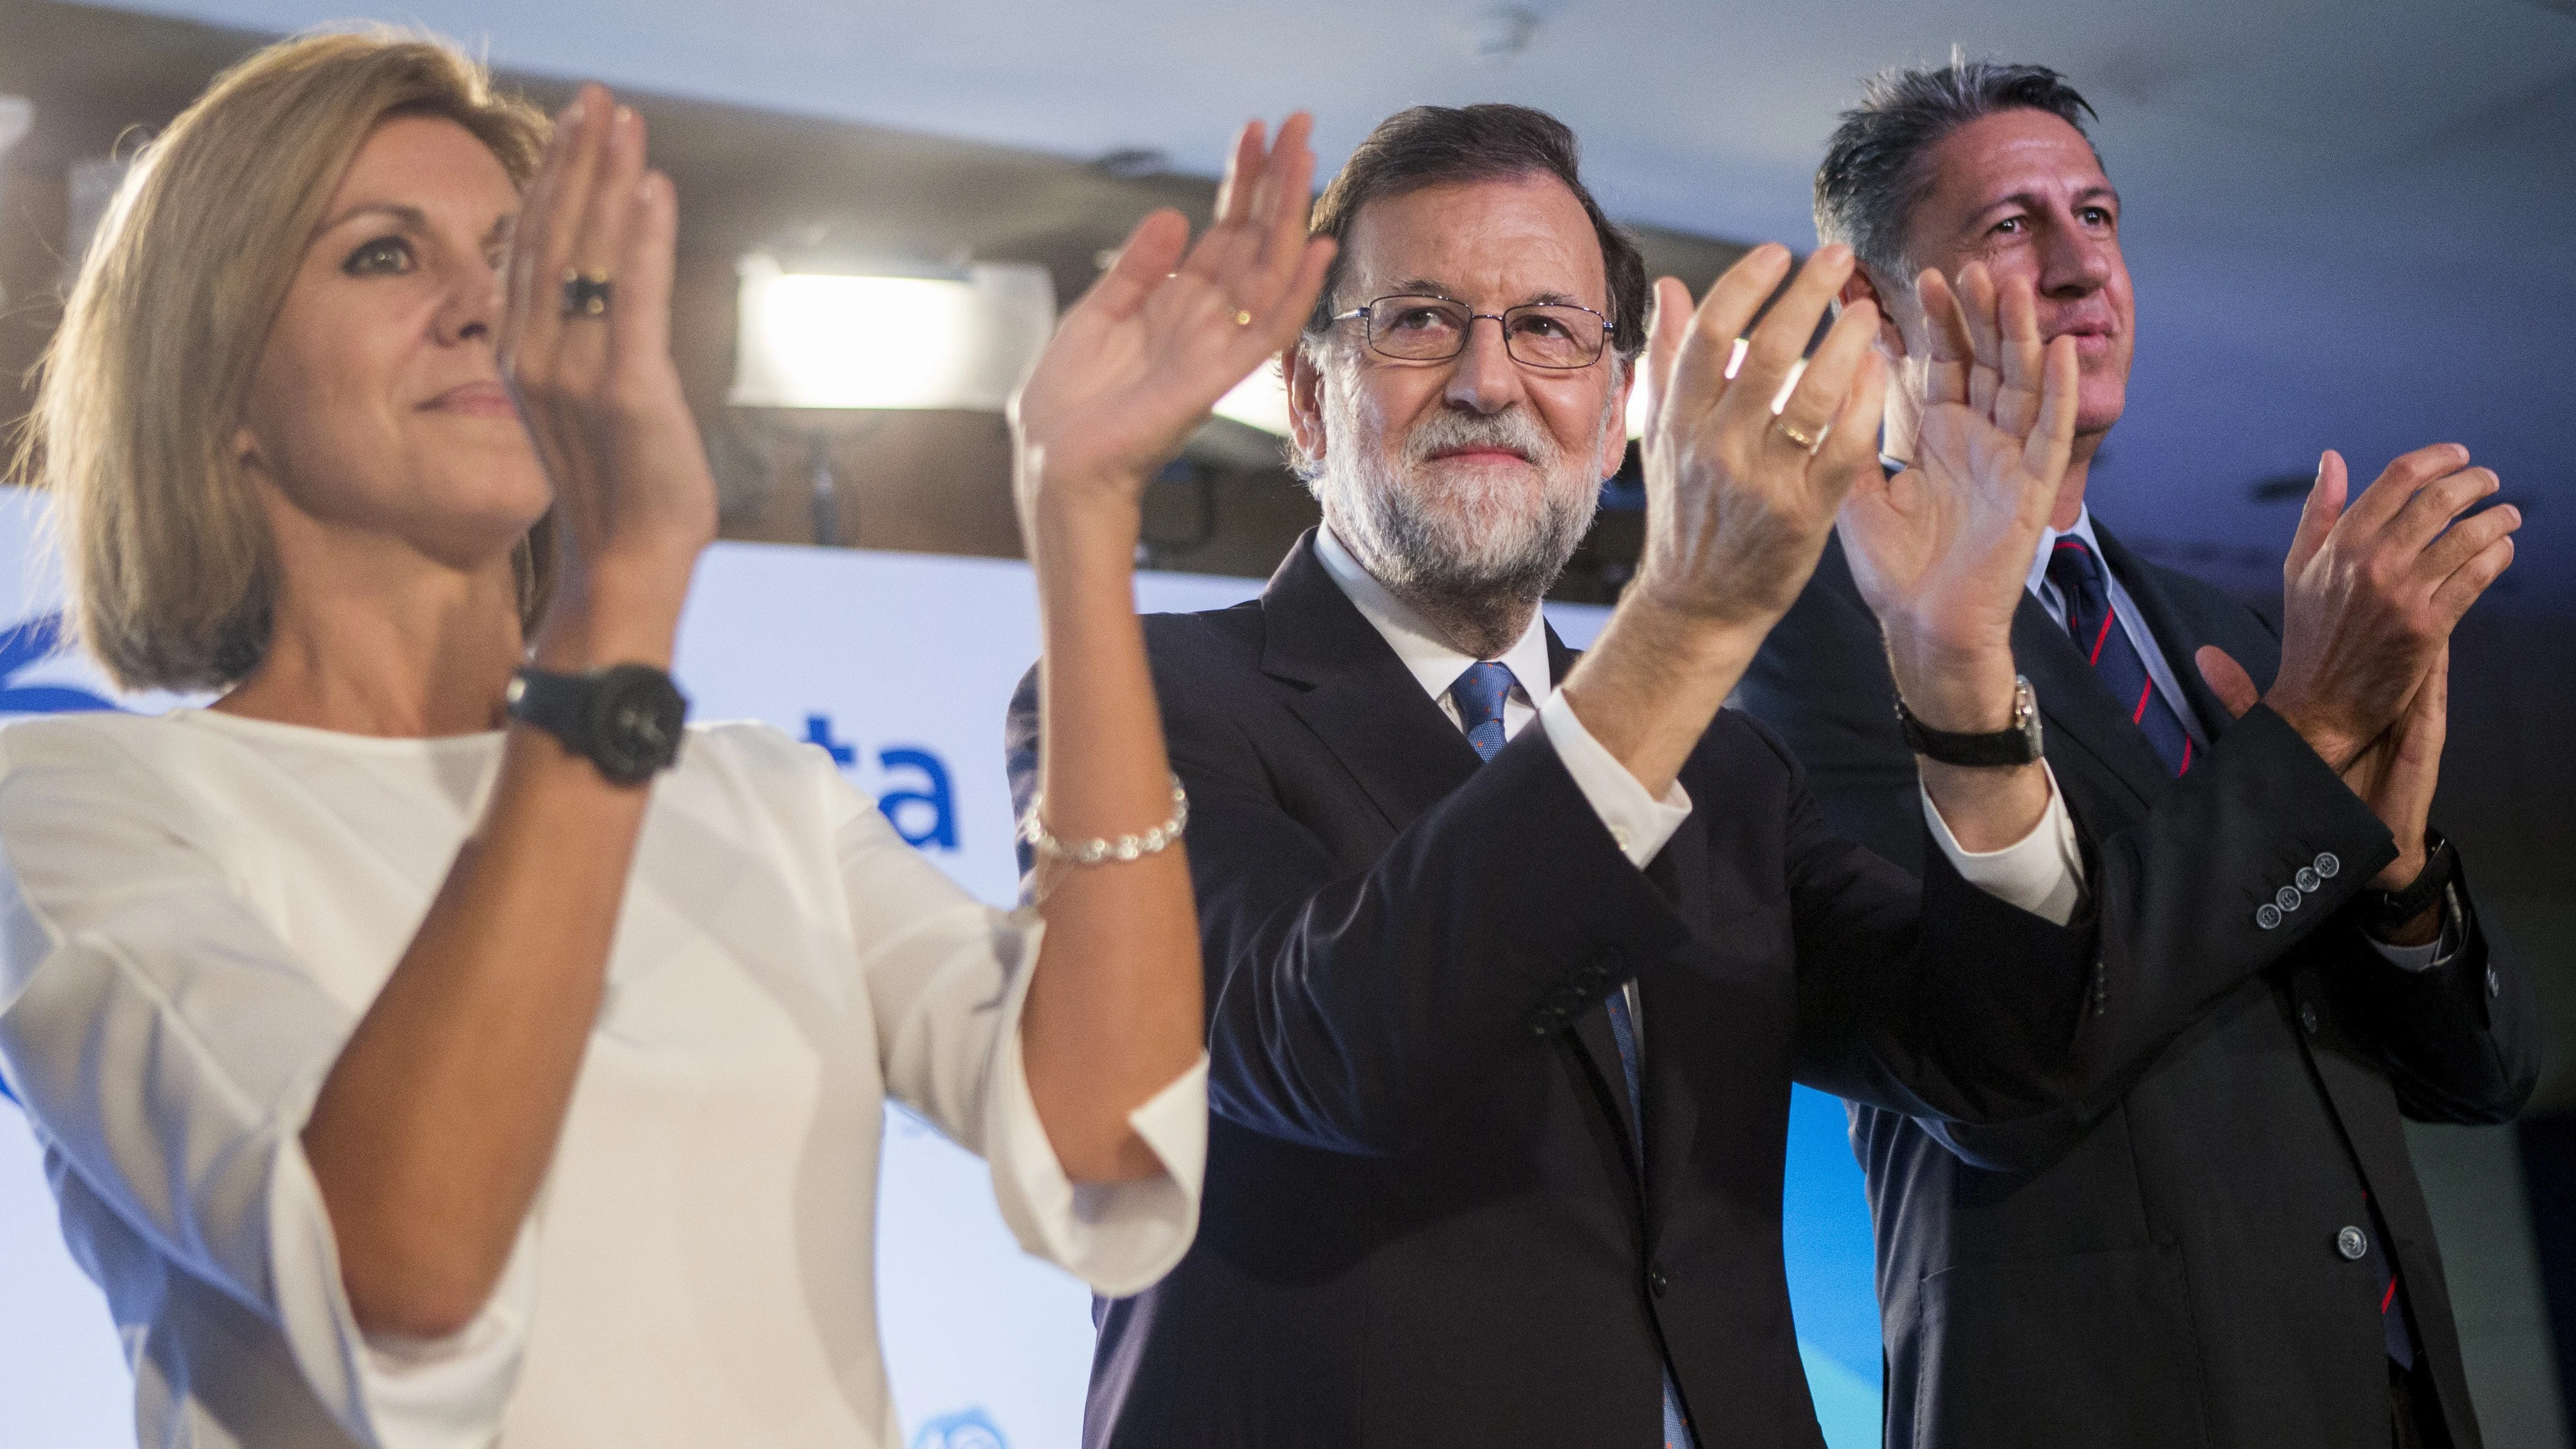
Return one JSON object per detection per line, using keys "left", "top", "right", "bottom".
{"left": 2355, "top": 828, "right": 2457, "bottom": 940}
{"left": 505, "top": 663, "right": 689, "bottom": 786}
{"left": 1895, "top": 676, "right": 2045, "bottom": 767}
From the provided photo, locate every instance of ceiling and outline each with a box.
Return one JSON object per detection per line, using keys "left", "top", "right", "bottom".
{"left": 20, "top": 0, "right": 2576, "bottom": 610}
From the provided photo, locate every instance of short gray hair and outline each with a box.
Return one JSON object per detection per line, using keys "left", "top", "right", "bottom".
{"left": 1814, "top": 55, "right": 2099, "bottom": 290}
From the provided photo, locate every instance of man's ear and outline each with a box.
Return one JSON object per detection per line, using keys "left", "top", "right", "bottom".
{"left": 1598, "top": 364, "right": 1636, "bottom": 481}
{"left": 1285, "top": 342, "right": 1328, "bottom": 467}
{"left": 1840, "top": 267, "right": 1908, "bottom": 361}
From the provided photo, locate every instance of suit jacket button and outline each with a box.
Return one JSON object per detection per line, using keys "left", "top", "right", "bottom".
{"left": 2295, "top": 866, "right": 2321, "bottom": 894}
{"left": 1648, "top": 1264, "right": 1670, "bottom": 1298}
{"left": 2276, "top": 886, "right": 2303, "bottom": 914}
{"left": 2257, "top": 903, "right": 2284, "bottom": 931}
{"left": 2315, "top": 852, "right": 2341, "bottom": 879}
{"left": 2299, "top": 1002, "right": 2320, "bottom": 1034}
{"left": 2487, "top": 965, "right": 2501, "bottom": 998}
{"left": 2337, "top": 1225, "right": 2368, "bottom": 1261}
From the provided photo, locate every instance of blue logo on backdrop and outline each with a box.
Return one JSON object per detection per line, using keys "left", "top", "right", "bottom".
{"left": 0, "top": 613, "right": 117, "bottom": 716}
{"left": 910, "top": 1407, "right": 1006, "bottom": 1449}
{"left": 805, "top": 714, "right": 959, "bottom": 851}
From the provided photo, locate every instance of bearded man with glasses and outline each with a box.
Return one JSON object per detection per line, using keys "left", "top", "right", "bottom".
{"left": 1011, "top": 102, "right": 2122, "bottom": 1448}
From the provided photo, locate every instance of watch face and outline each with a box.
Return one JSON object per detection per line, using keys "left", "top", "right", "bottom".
{"left": 586, "top": 665, "right": 689, "bottom": 785}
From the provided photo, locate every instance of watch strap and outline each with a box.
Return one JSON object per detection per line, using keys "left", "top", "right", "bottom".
{"left": 2356, "top": 828, "right": 2456, "bottom": 939}
{"left": 505, "top": 667, "right": 595, "bottom": 756}
{"left": 1896, "top": 676, "right": 2044, "bottom": 767}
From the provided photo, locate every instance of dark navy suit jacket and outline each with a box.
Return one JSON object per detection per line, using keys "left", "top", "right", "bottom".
{"left": 1006, "top": 532, "right": 2143, "bottom": 1448}
{"left": 1739, "top": 527, "right": 2539, "bottom": 1449}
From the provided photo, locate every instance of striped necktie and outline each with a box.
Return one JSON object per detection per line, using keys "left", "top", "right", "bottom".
{"left": 2044, "top": 537, "right": 2195, "bottom": 776}
{"left": 1450, "top": 662, "right": 1699, "bottom": 1449}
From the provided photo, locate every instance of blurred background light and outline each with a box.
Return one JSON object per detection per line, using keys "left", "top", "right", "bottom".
{"left": 730, "top": 254, "right": 1055, "bottom": 411}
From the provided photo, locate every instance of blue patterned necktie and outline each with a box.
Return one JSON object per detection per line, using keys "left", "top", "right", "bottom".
{"left": 2044, "top": 537, "right": 2195, "bottom": 776}
{"left": 1450, "top": 663, "right": 1697, "bottom": 1449}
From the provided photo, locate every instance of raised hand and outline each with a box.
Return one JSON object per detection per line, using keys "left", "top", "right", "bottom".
{"left": 1839, "top": 262, "right": 2078, "bottom": 728}
{"left": 499, "top": 85, "right": 716, "bottom": 665}
{"left": 1626, "top": 242, "right": 1889, "bottom": 627}
{"left": 1555, "top": 243, "right": 1886, "bottom": 802}
{"left": 1011, "top": 115, "right": 1336, "bottom": 515}
{"left": 2261, "top": 444, "right": 2518, "bottom": 772}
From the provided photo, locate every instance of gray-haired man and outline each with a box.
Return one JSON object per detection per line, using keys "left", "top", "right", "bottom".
{"left": 1738, "top": 59, "right": 2536, "bottom": 1449}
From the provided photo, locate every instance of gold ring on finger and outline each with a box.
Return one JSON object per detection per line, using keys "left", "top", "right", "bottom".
{"left": 561, "top": 268, "right": 614, "bottom": 319}
{"left": 1774, "top": 416, "right": 1823, "bottom": 452}
{"left": 1234, "top": 309, "right": 1255, "bottom": 327}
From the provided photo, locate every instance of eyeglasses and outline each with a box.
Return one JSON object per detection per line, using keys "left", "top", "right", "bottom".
{"left": 1329, "top": 294, "right": 1615, "bottom": 370}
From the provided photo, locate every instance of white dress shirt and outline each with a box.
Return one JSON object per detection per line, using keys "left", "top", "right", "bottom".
{"left": 1312, "top": 527, "right": 2085, "bottom": 925}
{"left": 0, "top": 710, "right": 1207, "bottom": 1449}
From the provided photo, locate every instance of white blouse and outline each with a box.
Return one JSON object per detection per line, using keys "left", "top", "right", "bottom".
{"left": 0, "top": 709, "right": 1206, "bottom": 1449}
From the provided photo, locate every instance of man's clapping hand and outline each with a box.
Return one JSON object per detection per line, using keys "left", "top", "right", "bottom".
{"left": 1839, "top": 262, "right": 2078, "bottom": 736}
{"left": 2196, "top": 443, "right": 2514, "bottom": 903}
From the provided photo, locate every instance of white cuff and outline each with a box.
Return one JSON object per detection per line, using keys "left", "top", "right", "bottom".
{"left": 2364, "top": 884, "right": 2460, "bottom": 973}
{"left": 1535, "top": 690, "right": 1692, "bottom": 868}
{"left": 983, "top": 916, "right": 1206, "bottom": 1299}
{"left": 1921, "top": 760, "right": 2085, "bottom": 927}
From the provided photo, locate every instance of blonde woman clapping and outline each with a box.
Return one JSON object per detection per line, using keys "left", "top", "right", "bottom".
{"left": 0, "top": 30, "right": 1327, "bottom": 1449}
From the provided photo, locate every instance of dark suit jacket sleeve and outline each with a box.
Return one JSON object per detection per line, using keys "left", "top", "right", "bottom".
{"left": 1753, "top": 717, "right": 2105, "bottom": 1128}
{"left": 1006, "top": 639, "right": 1710, "bottom": 1159}
{"left": 1743, "top": 541, "right": 2539, "bottom": 1170}
{"left": 2326, "top": 863, "right": 2539, "bottom": 1125}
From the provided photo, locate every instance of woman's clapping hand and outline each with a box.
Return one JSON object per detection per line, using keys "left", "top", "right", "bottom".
{"left": 499, "top": 85, "right": 716, "bottom": 660}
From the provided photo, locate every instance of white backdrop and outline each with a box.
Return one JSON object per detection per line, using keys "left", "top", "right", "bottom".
{"left": 0, "top": 486, "right": 1880, "bottom": 1448}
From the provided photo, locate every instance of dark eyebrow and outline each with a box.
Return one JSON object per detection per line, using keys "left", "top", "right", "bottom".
{"left": 1968, "top": 185, "right": 2122, "bottom": 229}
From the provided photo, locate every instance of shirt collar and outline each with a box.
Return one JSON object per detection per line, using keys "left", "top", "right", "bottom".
{"left": 1312, "top": 526, "right": 1555, "bottom": 706}
{"left": 2025, "top": 503, "right": 2104, "bottom": 600}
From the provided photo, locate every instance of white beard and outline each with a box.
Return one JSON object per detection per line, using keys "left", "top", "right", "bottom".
{"left": 1316, "top": 381, "right": 1607, "bottom": 616}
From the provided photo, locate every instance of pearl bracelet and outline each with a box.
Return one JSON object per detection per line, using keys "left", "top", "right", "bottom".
{"left": 1018, "top": 774, "right": 1190, "bottom": 866}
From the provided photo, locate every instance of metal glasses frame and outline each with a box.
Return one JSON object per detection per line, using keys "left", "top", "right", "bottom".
{"left": 1329, "top": 294, "right": 1617, "bottom": 370}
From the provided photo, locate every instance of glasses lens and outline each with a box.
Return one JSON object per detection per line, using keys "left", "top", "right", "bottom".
{"left": 1366, "top": 297, "right": 1471, "bottom": 359}
{"left": 1503, "top": 305, "right": 1607, "bottom": 369}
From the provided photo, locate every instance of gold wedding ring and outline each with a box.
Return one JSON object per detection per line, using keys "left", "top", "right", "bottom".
{"left": 1234, "top": 309, "right": 1255, "bottom": 327}
{"left": 1774, "top": 416, "right": 1822, "bottom": 452}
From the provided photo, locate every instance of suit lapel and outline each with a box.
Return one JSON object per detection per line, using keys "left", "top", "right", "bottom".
{"left": 1261, "top": 533, "right": 1486, "bottom": 830}
{"left": 2014, "top": 595, "right": 2174, "bottom": 812}
{"left": 1260, "top": 542, "right": 1652, "bottom": 1187}
{"left": 2093, "top": 522, "right": 2274, "bottom": 747}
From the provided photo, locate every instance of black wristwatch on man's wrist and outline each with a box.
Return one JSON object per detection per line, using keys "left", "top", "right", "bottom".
{"left": 505, "top": 663, "right": 690, "bottom": 786}
{"left": 2355, "top": 828, "right": 2458, "bottom": 941}
{"left": 1895, "top": 675, "right": 2046, "bottom": 767}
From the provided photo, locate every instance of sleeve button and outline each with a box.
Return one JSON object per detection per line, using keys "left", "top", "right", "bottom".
{"left": 2315, "top": 852, "right": 2341, "bottom": 879}
{"left": 2295, "top": 867, "right": 2321, "bottom": 893}
{"left": 2276, "top": 886, "right": 2303, "bottom": 914}
{"left": 2256, "top": 903, "right": 2284, "bottom": 930}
